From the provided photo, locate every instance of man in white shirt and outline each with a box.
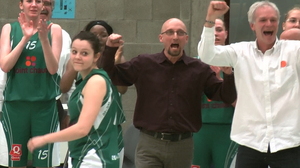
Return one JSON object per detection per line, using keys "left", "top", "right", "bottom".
{"left": 198, "top": 1, "right": 300, "bottom": 168}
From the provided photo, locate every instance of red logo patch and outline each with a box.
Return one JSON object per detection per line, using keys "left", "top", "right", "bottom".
{"left": 191, "top": 165, "right": 200, "bottom": 168}
{"left": 10, "top": 144, "right": 22, "bottom": 161}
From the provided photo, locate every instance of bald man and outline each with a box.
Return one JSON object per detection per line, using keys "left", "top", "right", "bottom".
{"left": 101, "top": 18, "right": 237, "bottom": 168}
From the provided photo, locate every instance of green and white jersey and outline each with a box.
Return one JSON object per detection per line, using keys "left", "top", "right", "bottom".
{"left": 68, "top": 69, "right": 125, "bottom": 168}
{"left": 4, "top": 22, "right": 60, "bottom": 101}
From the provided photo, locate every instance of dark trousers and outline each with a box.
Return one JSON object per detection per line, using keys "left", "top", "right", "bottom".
{"left": 236, "top": 145, "right": 300, "bottom": 168}
{"left": 135, "top": 132, "right": 193, "bottom": 168}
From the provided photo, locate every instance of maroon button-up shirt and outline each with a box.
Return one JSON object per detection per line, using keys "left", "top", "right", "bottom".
{"left": 101, "top": 47, "right": 236, "bottom": 133}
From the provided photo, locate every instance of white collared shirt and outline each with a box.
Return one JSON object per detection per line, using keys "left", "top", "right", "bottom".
{"left": 198, "top": 27, "right": 300, "bottom": 153}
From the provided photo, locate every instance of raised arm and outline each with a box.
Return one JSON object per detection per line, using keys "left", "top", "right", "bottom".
{"left": 60, "top": 59, "right": 77, "bottom": 93}
{"left": 114, "top": 44, "right": 128, "bottom": 94}
{"left": 198, "top": 1, "right": 233, "bottom": 66}
{"left": 0, "top": 13, "right": 35, "bottom": 72}
{"left": 40, "top": 21, "right": 62, "bottom": 75}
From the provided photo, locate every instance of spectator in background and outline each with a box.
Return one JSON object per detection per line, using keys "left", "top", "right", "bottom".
{"left": 280, "top": 7, "right": 300, "bottom": 40}
{"left": 60, "top": 20, "right": 127, "bottom": 95}
{"left": 40, "top": 0, "right": 72, "bottom": 130}
{"left": 192, "top": 18, "right": 238, "bottom": 168}
{"left": 282, "top": 6, "right": 300, "bottom": 30}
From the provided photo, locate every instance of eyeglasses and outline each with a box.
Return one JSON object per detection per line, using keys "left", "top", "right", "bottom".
{"left": 43, "top": 1, "right": 52, "bottom": 7}
{"left": 286, "top": 18, "right": 300, "bottom": 24}
{"left": 160, "top": 30, "right": 187, "bottom": 36}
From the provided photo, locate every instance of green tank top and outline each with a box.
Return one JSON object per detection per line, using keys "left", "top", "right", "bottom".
{"left": 67, "top": 69, "right": 125, "bottom": 167}
{"left": 4, "top": 21, "right": 60, "bottom": 101}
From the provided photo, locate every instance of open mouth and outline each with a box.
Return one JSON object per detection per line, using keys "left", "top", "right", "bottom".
{"left": 263, "top": 31, "right": 273, "bottom": 36}
{"left": 40, "top": 10, "right": 49, "bottom": 15}
{"left": 170, "top": 43, "right": 179, "bottom": 49}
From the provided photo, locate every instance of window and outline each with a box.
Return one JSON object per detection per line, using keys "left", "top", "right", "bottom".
{"left": 227, "top": 0, "right": 300, "bottom": 43}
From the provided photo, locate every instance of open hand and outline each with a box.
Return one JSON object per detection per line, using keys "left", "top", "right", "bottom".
{"left": 220, "top": 67, "right": 233, "bottom": 75}
{"left": 37, "top": 19, "right": 52, "bottom": 41}
{"left": 18, "top": 12, "right": 34, "bottom": 39}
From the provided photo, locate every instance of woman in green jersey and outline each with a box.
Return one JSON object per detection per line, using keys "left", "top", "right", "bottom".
{"left": 28, "top": 31, "right": 124, "bottom": 168}
{"left": 0, "top": 0, "right": 62, "bottom": 167}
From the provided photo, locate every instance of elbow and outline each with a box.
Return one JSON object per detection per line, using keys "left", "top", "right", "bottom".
{"left": 48, "top": 67, "right": 59, "bottom": 75}
{"left": 60, "top": 80, "right": 72, "bottom": 93}
{"left": 60, "top": 87, "right": 70, "bottom": 93}
{"left": 77, "top": 128, "right": 90, "bottom": 137}
{"left": 117, "top": 86, "right": 128, "bottom": 94}
{"left": 1, "top": 65, "right": 10, "bottom": 73}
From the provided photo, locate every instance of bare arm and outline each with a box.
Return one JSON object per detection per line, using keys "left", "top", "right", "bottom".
{"left": 39, "top": 21, "right": 62, "bottom": 74}
{"left": 114, "top": 44, "right": 128, "bottom": 94}
{"left": 60, "top": 59, "right": 77, "bottom": 93}
{"left": 0, "top": 23, "right": 32, "bottom": 71}
{"left": 28, "top": 75, "right": 106, "bottom": 151}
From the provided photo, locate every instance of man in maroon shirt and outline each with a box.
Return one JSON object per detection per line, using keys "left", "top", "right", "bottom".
{"left": 102, "top": 18, "right": 236, "bottom": 168}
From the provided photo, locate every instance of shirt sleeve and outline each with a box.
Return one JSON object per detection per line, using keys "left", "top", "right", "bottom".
{"left": 198, "top": 26, "right": 236, "bottom": 67}
{"left": 204, "top": 72, "right": 236, "bottom": 104}
{"left": 101, "top": 46, "right": 136, "bottom": 86}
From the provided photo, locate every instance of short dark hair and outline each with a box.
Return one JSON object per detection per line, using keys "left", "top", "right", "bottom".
{"left": 84, "top": 20, "right": 113, "bottom": 35}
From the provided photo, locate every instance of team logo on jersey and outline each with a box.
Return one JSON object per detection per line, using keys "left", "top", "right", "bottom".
{"left": 15, "top": 56, "right": 48, "bottom": 74}
{"left": 191, "top": 165, "right": 200, "bottom": 168}
{"left": 10, "top": 144, "right": 22, "bottom": 161}
{"left": 25, "top": 56, "right": 37, "bottom": 67}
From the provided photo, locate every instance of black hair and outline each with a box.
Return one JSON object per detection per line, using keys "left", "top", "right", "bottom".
{"left": 84, "top": 20, "right": 113, "bottom": 35}
{"left": 72, "top": 31, "right": 102, "bottom": 54}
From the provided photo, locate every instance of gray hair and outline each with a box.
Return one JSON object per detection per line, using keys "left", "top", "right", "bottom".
{"left": 247, "top": 1, "right": 280, "bottom": 23}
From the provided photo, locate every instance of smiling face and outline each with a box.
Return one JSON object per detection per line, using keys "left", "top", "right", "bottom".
{"left": 89, "top": 25, "right": 109, "bottom": 47}
{"left": 250, "top": 5, "right": 279, "bottom": 51}
{"left": 159, "top": 18, "right": 188, "bottom": 58}
{"left": 282, "top": 9, "right": 300, "bottom": 30}
{"left": 19, "top": 0, "right": 43, "bottom": 20}
{"left": 214, "top": 19, "right": 228, "bottom": 46}
{"left": 70, "top": 39, "right": 100, "bottom": 73}
{"left": 40, "top": 0, "right": 53, "bottom": 20}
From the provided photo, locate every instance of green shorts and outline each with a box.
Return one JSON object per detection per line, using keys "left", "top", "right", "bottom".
{"left": 1, "top": 100, "right": 59, "bottom": 167}
{"left": 192, "top": 124, "right": 238, "bottom": 168}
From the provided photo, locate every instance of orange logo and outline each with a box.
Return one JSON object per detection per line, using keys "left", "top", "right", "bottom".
{"left": 25, "top": 56, "right": 36, "bottom": 67}
{"left": 191, "top": 165, "right": 200, "bottom": 168}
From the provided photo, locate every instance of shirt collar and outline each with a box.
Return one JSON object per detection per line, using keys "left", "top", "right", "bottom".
{"left": 254, "top": 37, "right": 279, "bottom": 51}
{"left": 157, "top": 50, "right": 191, "bottom": 65}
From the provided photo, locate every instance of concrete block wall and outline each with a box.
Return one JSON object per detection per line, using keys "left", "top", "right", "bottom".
{"left": 0, "top": 0, "right": 212, "bottom": 131}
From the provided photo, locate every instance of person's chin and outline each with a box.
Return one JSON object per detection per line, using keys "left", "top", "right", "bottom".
{"left": 40, "top": 14, "right": 48, "bottom": 19}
